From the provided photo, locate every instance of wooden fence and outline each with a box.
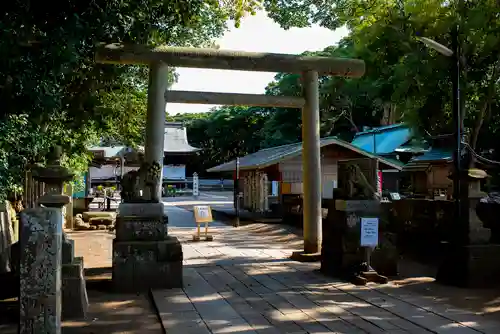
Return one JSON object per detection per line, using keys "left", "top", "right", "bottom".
{"left": 23, "top": 170, "right": 74, "bottom": 228}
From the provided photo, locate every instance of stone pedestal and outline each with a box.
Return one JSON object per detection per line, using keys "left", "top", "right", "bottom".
{"left": 437, "top": 243, "right": 500, "bottom": 288}
{"left": 61, "top": 236, "right": 88, "bottom": 320}
{"left": 437, "top": 182, "right": 500, "bottom": 288}
{"left": 20, "top": 207, "right": 63, "bottom": 334}
{"left": 112, "top": 203, "right": 183, "bottom": 292}
{"left": 468, "top": 184, "right": 490, "bottom": 244}
{"left": 62, "top": 257, "right": 88, "bottom": 319}
{"left": 321, "top": 198, "right": 387, "bottom": 284}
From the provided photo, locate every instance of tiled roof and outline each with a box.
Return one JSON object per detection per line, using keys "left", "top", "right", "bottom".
{"left": 88, "top": 146, "right": 128, "bottom": 158}
{"left": 410, "top": 148, "right": 453, "bottom": 162}
{"left": 88, "top": 122, "right": 200, "bottom": 157}
{"left": 403, "top": 148, "right": 452, "bottom": 171}
{"left": 206, "top": 137, "right": 404, "bottom": 173}
{"left": 163, "top": 122, "right": 200, "bottom": 153}
{"left": 351, "top": 123, "right": 412, "bottom": 154}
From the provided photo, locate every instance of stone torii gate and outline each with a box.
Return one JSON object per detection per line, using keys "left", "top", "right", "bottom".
{"left": 95, "top": 44, "right": 365, "bottom": 261}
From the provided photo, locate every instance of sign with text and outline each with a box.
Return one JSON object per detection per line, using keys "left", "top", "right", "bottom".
{"left": 193, "top": 205, "right": 213, "bottom": 224}
{"left": 360, "top": 217, "right": 379, "bottom": 247}
{"left": 193, "top": 173, "right": 199, "bottom": 197}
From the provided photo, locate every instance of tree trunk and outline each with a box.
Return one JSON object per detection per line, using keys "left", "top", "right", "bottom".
{"left": 381, "top": 103, "right": 390, "bottom": 125}
{"left": 469, "top": 62, "right": 499, "bottom": 167}
{"left": 380, "top": 102, "right": 398, "bottom": 126}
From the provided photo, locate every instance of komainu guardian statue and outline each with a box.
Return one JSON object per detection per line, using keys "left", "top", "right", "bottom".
{"left": 120, "top": 161, "right": 162, "bottom": 203}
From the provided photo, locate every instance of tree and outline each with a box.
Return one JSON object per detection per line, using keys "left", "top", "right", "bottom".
{"left": 261, "top": 40, "right": 386, "bottom": 147}
{"left": 0, "top": 0, "right": 255, "bottom": 197}
{"left": 264, "top": 0, "right": 500, "bottom": 152}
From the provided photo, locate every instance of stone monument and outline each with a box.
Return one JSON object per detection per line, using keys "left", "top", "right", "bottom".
{"left": 113, "top": 161, "right": 183, "bottom": 292}
{"left": 19, "top": 146, "right": 88, "bottom": 334}
{"left": 321, "top": 159, "right": 388, "bottom": 285}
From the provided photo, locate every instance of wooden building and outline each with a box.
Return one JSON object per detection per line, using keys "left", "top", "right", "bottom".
{"left": 350, "top": 123, "right": 427, "bottom": 192}
{"left": 402, "top": 147, "right": 453, "bottom": 199}
{"left": 207, "top": 137, "right": 402, "bottom": 213}
{"left": 88, "top": 122, "right": 200, "bottom": 192}
{"left": 161, "top": 122, "right": 200, "bottom": 188}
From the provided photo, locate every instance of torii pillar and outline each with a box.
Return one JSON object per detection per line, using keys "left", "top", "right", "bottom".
{"left": 144, "top": 62, "right": 169, "bottom": 199}
{"left": 299, "top": 70, "right": 322, "bottom": 257}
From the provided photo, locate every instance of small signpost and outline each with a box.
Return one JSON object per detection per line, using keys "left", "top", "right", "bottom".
{"left": 359, "top": 216, "right": 387, "bottom": 284}
{"left": 193, "top": 205, "right": 213, "bottom": 241}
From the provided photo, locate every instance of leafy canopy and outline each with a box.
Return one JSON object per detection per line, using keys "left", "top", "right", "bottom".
{"left": 0, "top": 0, "right": 255, "bottom": 197}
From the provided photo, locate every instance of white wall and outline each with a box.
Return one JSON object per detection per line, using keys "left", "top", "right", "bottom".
{"left": 163, "top": 165, "right": 186, "bottom": 180}
{"left": 90, "top": 165, "right": 139, "bottom": 180}
{"left": 90, "top": 164, "right": 187, "bottom": 181}
{"left": 279, "top": 154, "right": 338, "bottom": 199}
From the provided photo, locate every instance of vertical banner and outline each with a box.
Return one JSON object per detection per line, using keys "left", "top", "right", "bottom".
{"left": 192, "top": 172, "right": 199, "bottom": 197}
{"left": 377, "top": 170, "right": 383, "bottom": 196}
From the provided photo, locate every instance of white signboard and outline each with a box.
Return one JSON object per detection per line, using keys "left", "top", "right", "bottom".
{"left": 193, "top": 205, "right": 212, "bottom": 223}
{"left": 390, "top": 192, "right": 401, "bottom": 201}
{"left": 90, "top": 166, "right": 139, "bottom": 180}
{"left": 360, "top": 217, "right": 379, "bottom": 247}
{"left": 163, "top": 165, "right": 186, "bottom": 180}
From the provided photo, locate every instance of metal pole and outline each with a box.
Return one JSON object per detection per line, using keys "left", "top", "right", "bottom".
{"left": 300, "top": 70, "right": 322, "bottom": 254}
{"left": 451, "top": 24, "right": 469, "bottom": 246}
{"left": 234, "top": 157, "right": 240, "bottom": 227}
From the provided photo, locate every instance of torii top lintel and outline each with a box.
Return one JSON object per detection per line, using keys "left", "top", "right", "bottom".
{"left": 95, "top": 43, "right": 365, "bottom": 78}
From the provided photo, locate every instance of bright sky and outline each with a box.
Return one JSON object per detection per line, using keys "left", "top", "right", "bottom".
{"left": 167, "top": 11, "right": 349, "bottom": 115}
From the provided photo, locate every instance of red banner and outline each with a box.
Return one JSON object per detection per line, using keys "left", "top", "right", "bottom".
{"left": 377, "top": 171, "right": 383, "bottom": 194}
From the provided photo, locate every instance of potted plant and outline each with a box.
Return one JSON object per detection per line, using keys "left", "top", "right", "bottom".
{"left": 95, "top": 185, "right": 104, "bottom": 197}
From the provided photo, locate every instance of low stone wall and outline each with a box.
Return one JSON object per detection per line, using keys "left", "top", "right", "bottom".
{"left": 390, "top": 199, "right": 454, "bottom": 263}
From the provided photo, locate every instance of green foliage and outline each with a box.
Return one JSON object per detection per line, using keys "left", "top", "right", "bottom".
{"left": 71, "top": 176, "right": 86, "bottom": 194}
{"left": 174, "top": 0, "right": 500, "bottom": 172}
{"left": 0, "top": 0, "right": 248, "bottom": 197}
{"left": 2, "top": 0, "right": 500, "bottom": 192}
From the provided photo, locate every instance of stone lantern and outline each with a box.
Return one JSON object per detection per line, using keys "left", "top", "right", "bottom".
{"left": 31, "top": 145, "right": 74, "bottom": 207}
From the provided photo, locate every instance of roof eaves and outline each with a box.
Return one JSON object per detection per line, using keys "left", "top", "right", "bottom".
{"left": 207, "top": 137, "right": 405, "bottom": 173}
{"left": 354, "top": 123, "right": 407, "bottom": 137}
{"left": 332, "top": 138, "right": 404, "bottom": 170}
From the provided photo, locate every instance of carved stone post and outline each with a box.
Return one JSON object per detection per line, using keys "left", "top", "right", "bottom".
{"left": 19, "top": 146, "right": 73, "bottom": 334}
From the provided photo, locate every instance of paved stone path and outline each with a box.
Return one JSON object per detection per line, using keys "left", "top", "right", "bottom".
{"left": 66, "top": 197, "right": 500, "bottom": 334}
{"left": 152, "top": 208, "right": 500, "bottom": 334}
